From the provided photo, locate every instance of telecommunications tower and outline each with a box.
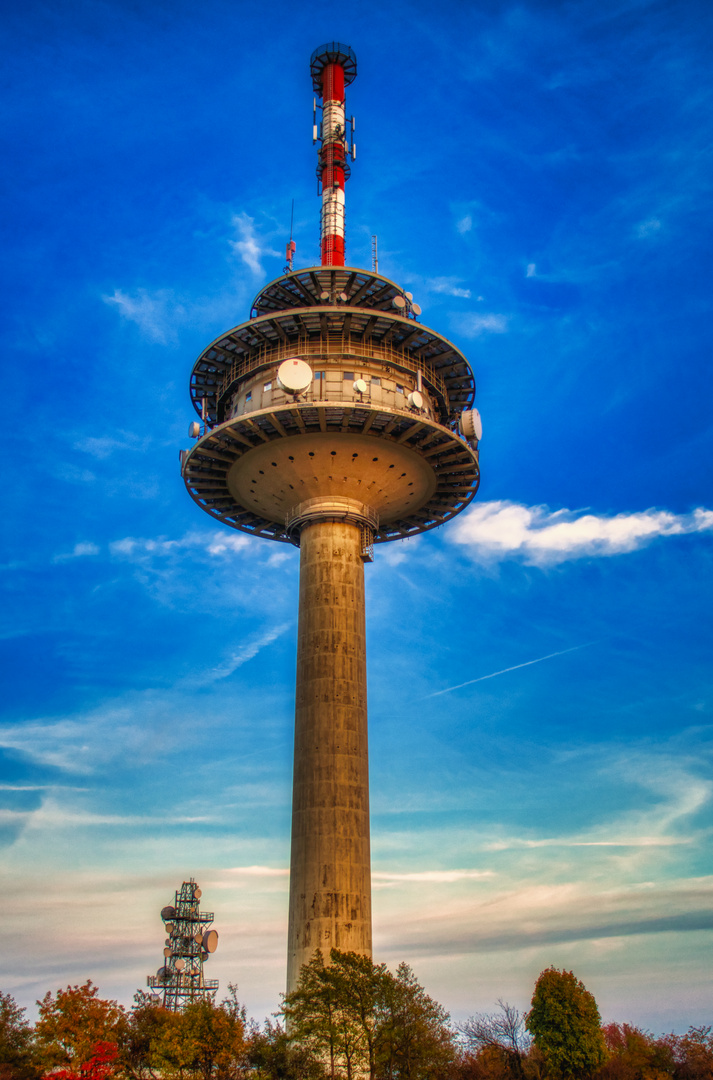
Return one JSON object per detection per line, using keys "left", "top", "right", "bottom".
{"left": 146, "top": 880, "right": 219, "bottom": 1010}
{"left": 181, "top": 43, "right": 481, "bottom": 994}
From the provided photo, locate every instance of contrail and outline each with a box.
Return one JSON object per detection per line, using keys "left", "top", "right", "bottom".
{"left": 424, "top": 643, "right": 594, "bottom": 698}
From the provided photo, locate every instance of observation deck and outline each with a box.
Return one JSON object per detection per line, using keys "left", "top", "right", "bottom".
{"left": 182, "top": 268, "right": 480, "bottom": 546}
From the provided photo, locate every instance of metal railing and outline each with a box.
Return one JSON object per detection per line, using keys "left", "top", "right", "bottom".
{"left": 214, "top": 335, "right": 449, "bottom": 409}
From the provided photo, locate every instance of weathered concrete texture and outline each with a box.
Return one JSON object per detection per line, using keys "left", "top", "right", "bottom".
{"left": 286, "top": 518, "right": 372, "bottom": 994}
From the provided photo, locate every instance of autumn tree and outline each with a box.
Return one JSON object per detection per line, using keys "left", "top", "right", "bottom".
{"left": 599, "top": 1024, "right": 673, "bottom": 1080}
{"left": 149, "top": 987, "right": 248, "bottom": 1080}
{"left": 526, "top": 969, "right": 606, "bottom": 1080}
{"left": 663, "top": 1027, "right": 713, "bottom": 1080}
{"left": 0, "top": 992, "right": 40, "bottom": 1080}
{"left": 35, "top": 982, "right": 126, "bottom": 1073}
{"left": 459, "top": 1001, "right": 532, "bottom": 1080}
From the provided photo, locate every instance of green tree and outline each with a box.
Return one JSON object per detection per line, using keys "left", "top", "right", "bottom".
{"left": 526, "top": 969, "right": 606, "bottom": 1080}
{"left": 378, "top": 963, "right": 455, "bottom": 1080}
{"left": 0, "top": 992, "right": 40, "bottom": 1080}
{"left": 35, "top": 982, "right": 126, "bottom": 1073}
{"left": 247, "top": 1019, "right": 326, "bottom": 1080}
{"left": 282, "top": 950, "right": 455, "bottom": 1080}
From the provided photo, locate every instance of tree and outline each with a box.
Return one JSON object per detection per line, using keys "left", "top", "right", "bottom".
{"left": 247, "top": 1019, "right": 326, "bottom": 1080}
{"left": 0, "top": 992, "right": 40, "bottom": 1080}
{"left": 459, "top": 1001, "right": 532, "bottom": 1080}
{"left": 120, "top": 995, "right": 173, "bottom": 1080}
{"left": 526, "top": 969, "right": 606, "bottom": 1080}
{"left": 149, "top": 988, "right": 248, "bottom": 1080}
{"left": 35, "top": 982, "right": 126, "bottom": 1073}
{"left": 282, "top": 950, "right": 456, "bottom": 1080}
{"left": 663, "top": 1027, "right": 713, "bottom": 1080}
{"left": 378, "top": 963, "right": 455, "bottom": 1080}
{"left": 599, "top": 1024, "right": 673, "bottom": 1080}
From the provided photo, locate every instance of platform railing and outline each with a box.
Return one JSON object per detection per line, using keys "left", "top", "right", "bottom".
{"left": 209, "top": 334, "right": 450, "bottom": 411}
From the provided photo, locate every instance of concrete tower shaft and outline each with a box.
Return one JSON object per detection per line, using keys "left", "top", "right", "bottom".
{"left": 287, "top": 518, "right": 371, "bottom": 990}
{"left": 181, "top": 44, "right": 481, "bottom": 997}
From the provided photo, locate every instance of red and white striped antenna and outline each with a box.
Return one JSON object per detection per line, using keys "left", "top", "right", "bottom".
{"left": 310, "top": 43, "right": 357, "bottom": 267}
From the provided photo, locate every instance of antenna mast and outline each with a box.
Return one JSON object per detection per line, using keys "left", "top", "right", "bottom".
{"left": 284, "top": 199, "right": 296, "bottom": 273}
{"left": 311, "top": 43, "right": 357, "bottom": 266}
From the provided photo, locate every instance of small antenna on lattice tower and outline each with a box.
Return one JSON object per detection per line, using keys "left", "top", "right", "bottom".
{"left": 285, "top": 199, "right": 296, "bottom": 273}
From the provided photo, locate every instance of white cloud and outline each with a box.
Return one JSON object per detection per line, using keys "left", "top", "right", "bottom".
{"left": 427, "top": 277, "right": 472, "bottom": 299}
{"left": 205, "top": 623, "right": 291, "bottom": 682}
{"left": 108, "top": 530, "right": 253, "bottom": 560}
{"left": 373, "top": 869, "right": 495, "bottom": 884}
{"left": 450, "top": 501, "right": 713, "bottom": 564}
{"left": 230, "top": 213, "right": 277, "bottom": 276}
{"left": 103, "top": 288, "right": 183, "bottom": 344}
{"left": 526, "top": 262, "right": 537, "bottom": 277}
{"left": 453, "top": 313, "right": 508, "bottom": 337}
{"left": 53, "top": 541, "right": 100, "bottom": 562}
{"left": 456, "top": 214, "right": 473, "bottom": 234}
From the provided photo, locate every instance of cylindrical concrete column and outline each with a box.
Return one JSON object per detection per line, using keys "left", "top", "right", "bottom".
{"left": 286, "top": 519, "right": 372, "bottom": 994}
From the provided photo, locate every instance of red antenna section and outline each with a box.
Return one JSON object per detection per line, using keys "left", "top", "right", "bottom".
{"left": 311, "top": 43, "right": 357, "bottom": 267}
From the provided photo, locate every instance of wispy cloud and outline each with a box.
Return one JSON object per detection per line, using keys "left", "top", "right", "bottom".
{"left": 103, "top": 288, "right": 183, "bottom": 344}
{"left": 373, "top": 869, "right": 495, "bottom": 884}
{"left": 451, "top": 501, "right": 713, "bottom": 564}
{"left": 453, "top": 312, "right": 509, "bottom": 337}
{"left": 230, "top": 213, "right": 277, "bottom": 276}
{"left": 202, "top": 623, "right": 291, "bottom": 683}
{"left": 52, "top": 541, "right": 100, "bottom": 563}
{"left": 426, "top": 277, "right": 472, "bottom": 299}
{"left": 425, "top": 644, "right": 592, "bottom": 698}
{"left": 108, "top": 530, "right": 253, "bottom": 560}
{"left": 456, "top": 215, "right": 472, "bottom": 234}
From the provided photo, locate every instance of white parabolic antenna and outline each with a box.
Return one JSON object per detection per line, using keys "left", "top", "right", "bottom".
{"left": 277, "top": 358, "right": 313, "bottom": 395}
{"left": 202, "top": 929, "right": 219, "bottom": 953}
{"left": 353, "top": 379, "right": 368, "bottom": 393}
{"left": 460, "top": 408, "right": 483, "bottom": 441}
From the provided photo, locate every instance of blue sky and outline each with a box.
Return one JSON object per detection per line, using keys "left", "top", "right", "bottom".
{"left": 2, "top": 0, "right": 712, "bottom": 1034}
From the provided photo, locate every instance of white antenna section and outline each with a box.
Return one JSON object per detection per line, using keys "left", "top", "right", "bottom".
{"left": 371, "top": 234, "right": 378, "bottom": 272}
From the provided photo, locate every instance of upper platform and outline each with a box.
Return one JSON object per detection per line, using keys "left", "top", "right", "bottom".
{"left": 190, "top": 268, "right": 475, "bottom": 428}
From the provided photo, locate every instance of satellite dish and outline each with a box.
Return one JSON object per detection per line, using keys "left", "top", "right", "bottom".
{"left": 353, "top": 379, "right": 367, "bottom": 394}
{"left": 188, "top": 421, "right": 201, "bottom": 439}
{"left": 408, "top": 391, "right": 424, "bottom": 410}
{"left": 339, "top": 292, "right": 348, "bottom": 302}
{"left": 405, "top": 292, "right": 413, "bottom": 301}
{"left": 411, "top": 303, "right": 422, "bottom": 316}
{"left": 277, "top": 358, "right": 313, "bottom": 395}
{"left": 392, "top": 296, "right": 406, "bottom": 310}
{"left": 175, "top": 958, "right": 185, "bottom": 972}
{"left": 320, "top": 291, "right": 330, "bottom": 301}
{"left": 202, "top": 929, "right": 219, "bottom": 953}
{"left": 163, "top": 947, "right": 172, "bottom": 957}
{"left": 194, "top": 887, "right": 202, "bottom": 899}
{"left": 459, "top": 408, "right": 483, "bottom": 442}
{"left": 194, "top": 932, "right": 204, "bottom": 944}
{"left": 156, "top": 966, "right": 172, "bottom": 983}
{"left": 161, "top": 906, "right": 176, "bottom": 922}
{"left": 164, "top": 923, "right": 174, "bottom": 934}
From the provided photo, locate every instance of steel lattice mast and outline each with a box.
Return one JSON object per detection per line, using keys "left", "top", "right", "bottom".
{"left": 181, "top": 42, "right": 482, "bottom": 995}
{"left": 146, "top": 880, "right": 219, "bottom": 1010}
